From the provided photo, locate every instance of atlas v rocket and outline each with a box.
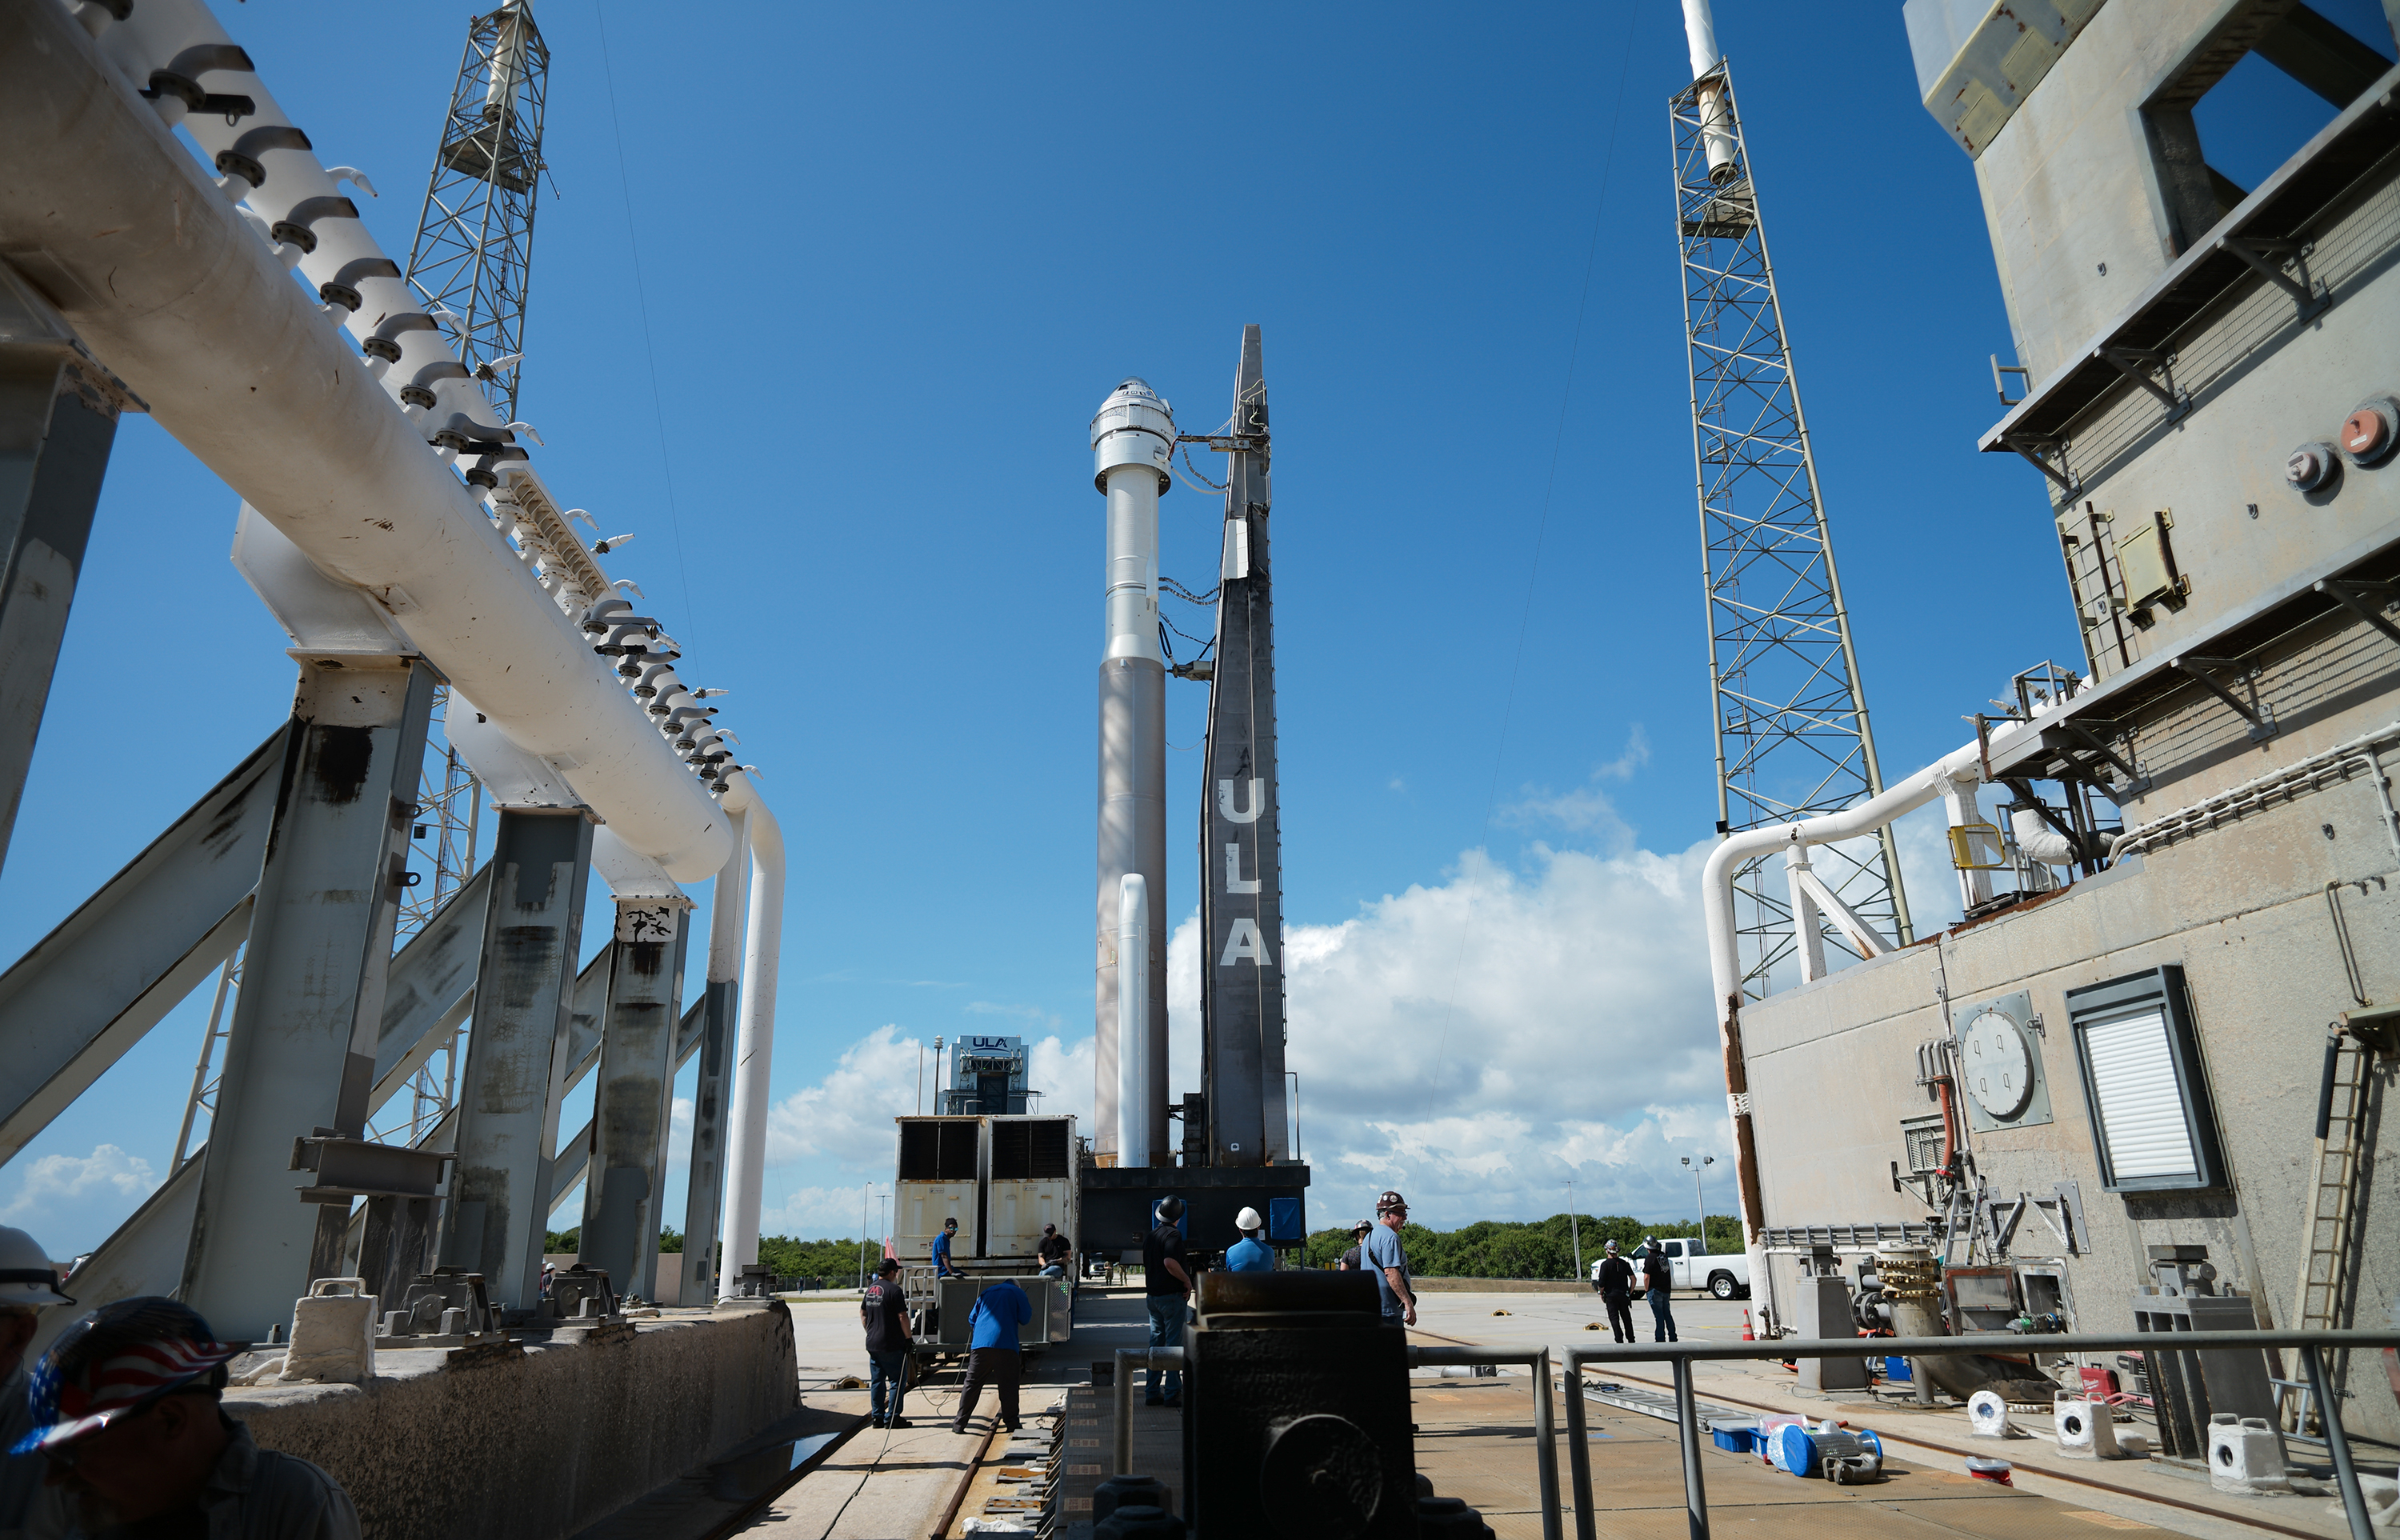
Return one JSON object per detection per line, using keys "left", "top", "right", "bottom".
{"left": 1090, "top": 327, "right": 1290, "bottom": 1173}
{"left": 1090, "top": 378, "right": 1174, "bottom": 1166}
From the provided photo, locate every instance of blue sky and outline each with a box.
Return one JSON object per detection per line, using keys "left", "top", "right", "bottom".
{"left": 5, "top": 1, "right": 2370, "bottom": 1251}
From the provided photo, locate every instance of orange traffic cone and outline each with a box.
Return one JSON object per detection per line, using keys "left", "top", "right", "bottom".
{"left": 1741, "top": 1307, "right": 1754, "bottom": 1342}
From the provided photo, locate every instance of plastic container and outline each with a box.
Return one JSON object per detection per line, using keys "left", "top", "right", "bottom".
{"left": 1885, "top": 1355, "right": 1911, "bottom": 1382}
{"left": 1710, "top": 1423, "right": 1758, "bottom": 1454}
{"left": 1755, "top": 1412, "right": 1804, "bottom": 1467}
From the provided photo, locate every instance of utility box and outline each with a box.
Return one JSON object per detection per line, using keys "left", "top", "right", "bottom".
{"left": 894, "top": 1114, "right": 1078, "bottom": 1270}
{"left": 932, "top": 1274, "right": 1068, "bottom": 1352}
{"left": 895, "top": 1117, "right": 982, "bottom": 1266}
{"left": 1794, "top": 1275, "right": 1869, "bottom": 1390}
{"left": 985, "top": 1115, "right": 1076, "bottom": 1266}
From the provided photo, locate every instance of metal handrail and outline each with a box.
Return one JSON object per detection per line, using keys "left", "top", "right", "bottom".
{"left": 1412, "top": 1346, "right": 1561, "bottom": 1540}
{"left": 1560, "top": 1330, "right": 2400, "bottom": 1540}
{"left": 1111, "top": 1347, "right": 1186, "bottom": 1480}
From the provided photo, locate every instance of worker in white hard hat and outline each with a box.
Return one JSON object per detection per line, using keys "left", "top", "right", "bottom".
{"left": 2, "top": 1223, "right": 76, "bottom": 1539}
{"left": 1225, "top": 1207, "right": 1275, "bottom": 1273}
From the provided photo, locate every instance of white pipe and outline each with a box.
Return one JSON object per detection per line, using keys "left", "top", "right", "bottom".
{"left": 710, "top": 810, "right": 754, "bottom": 990}
{"left": 1117, "top": 874, "right": 1150, "bottom": 1166}
{"left": 1703, "top": 734, "right": 1991, "bottom": 1334}
{"left": 716, "top": 773, "right": 784, "bottom": 1286}
{"left": 0, "top": 0, "right": 732, "bottom": 880}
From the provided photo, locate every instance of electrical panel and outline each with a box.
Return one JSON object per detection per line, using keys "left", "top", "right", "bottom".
{"left": 1901, "top": 1114, "right": 1947, "bottom": 1175}
{"left": 2110, "top": 509, "right": 2188, "bottom": 618}
{"left": 1954, "top": 989, "right": 2055, "bottom": 1131}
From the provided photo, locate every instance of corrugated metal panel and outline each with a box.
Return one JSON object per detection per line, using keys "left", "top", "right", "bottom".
{"left": 2085, "top": 1010, "right": 2197, "bottom": 1178}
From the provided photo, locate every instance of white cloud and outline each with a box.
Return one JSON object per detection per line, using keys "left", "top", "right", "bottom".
{"left": 1500, "top": 729, "right": 1650, "bottom": 843}
{"left": 1274, "top": 841, "right": 1737, "bottom": 1225}
{"left": 746, "top": 798, "right": 1963, "bottom": 1241}
{"left": 2, "top": 1145, "right": 160, "bottom": 1238}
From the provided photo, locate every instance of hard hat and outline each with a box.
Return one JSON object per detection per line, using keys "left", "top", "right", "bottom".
{"left": 1235, "top": 1207, "right": 1264, "bottom": 1232}
{"left": 1155, "top": 1196, "right": 1185, "bottom": 1222}
{"left": 0, "top": 1226, "right": 74, "bottom": 1308}
{"left": 1604, "top": 1238, "right": 1619, "bottom": 1251}
{"left": 12, "top": 1298, "right": 238, "bottom": 1456}
{"left": 1375, "top": 1190, "right": 1408, "bottom": 1214}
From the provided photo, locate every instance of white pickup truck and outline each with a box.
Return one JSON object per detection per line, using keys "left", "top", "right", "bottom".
{"left": 1622, "top": 1236, "right": 1750, "bottom": 1300}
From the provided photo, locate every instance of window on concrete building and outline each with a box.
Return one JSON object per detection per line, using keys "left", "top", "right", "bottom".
{"left": 2145, "top": 1, "right": 2396, "bottom": 253}
{"left": 2065, "top": 965, "right": 2229, "bottom": 1192}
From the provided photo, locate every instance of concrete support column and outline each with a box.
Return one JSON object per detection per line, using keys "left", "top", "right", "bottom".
{"left": 181, "top": 654, "right": 436, "bottom": 1339}
{"left": 678, "top": 811, "right": 747, "bottom": 1305}
{"left": 0, "top": 267, "right": 120, "bottom": 872}
{"left": 580, "top": 894, "right": 691, "bottom": 1303}
{"left": 441, "top": 808, "right": 595, "bottom": 1311}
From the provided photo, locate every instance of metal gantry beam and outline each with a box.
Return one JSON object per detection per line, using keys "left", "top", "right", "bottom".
{"left": 1674, "top": 62, "right": 1910, "bottom": 998}
{"left": 181, "top": 657, "right": 438, "bottom": 1339}
{"left": 578, "top": 897, "right": 690, "bottom": 1303}
{"left": 439, "top": 807, "right": 594, "bottom": 1310}
{"left": 0, "top": 266, "right": 123, "bottom": 871}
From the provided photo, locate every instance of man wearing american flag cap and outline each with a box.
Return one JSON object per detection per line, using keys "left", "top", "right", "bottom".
{"left": 11, "top": 1295, "right": 358, "bottom": 1538}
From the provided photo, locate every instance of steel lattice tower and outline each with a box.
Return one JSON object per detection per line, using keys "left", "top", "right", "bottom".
{"left": 405, "top": 0, "right": 547, "bottom": 420}
{"left": 1674, "top": 61, "right": 1912, "bottom": 998}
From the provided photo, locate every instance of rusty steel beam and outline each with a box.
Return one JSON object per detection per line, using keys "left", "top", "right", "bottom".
{"left": 439, "top": 807, "right": 594, "bottom": 1311}
{"left": 578, "top": 897, "right": 691, "bottom": 1303}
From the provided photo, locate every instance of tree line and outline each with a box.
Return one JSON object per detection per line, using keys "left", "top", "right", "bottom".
{"left": 1298, "top": 1213, "right": 1745, "bottom": 1277}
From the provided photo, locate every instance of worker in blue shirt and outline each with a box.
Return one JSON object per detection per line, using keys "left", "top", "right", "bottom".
{"left": 1225, "top": 1206, "right": 1276, "bottom": 1272}
{"left": 950, "top": 1278, "right": 1031, "bottom": 1434}
{"left": 930, "top": 1216, "right": 962, "bottom": 1278}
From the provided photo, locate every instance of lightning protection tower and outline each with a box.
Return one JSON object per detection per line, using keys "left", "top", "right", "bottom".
{"left": 1675, "top": 31, "right": 1910, "bottom": 998}
{"left": 406, "top": 0, "right": 547, "bottom": 420}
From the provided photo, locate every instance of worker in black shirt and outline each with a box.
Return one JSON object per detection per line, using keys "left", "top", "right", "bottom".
{"left": 1037, "top": 1224, "right": 1071, "bottom": 1278}
{"left": 1595, "top": 1239, "right": 1637, "bottom": 1343}
{"left": 1141, "top": 1198, "right": 1191, "bottom": 1406}
{"left": 861, "top": 1258, "right": 913, "bottom": 1427}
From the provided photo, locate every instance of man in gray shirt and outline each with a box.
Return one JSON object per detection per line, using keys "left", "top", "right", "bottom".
{"left": 1361, "top": 1191, "right": 1417, "bottom": 1328}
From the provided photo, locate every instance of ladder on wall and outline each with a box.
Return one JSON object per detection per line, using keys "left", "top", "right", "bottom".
{"left": 2286, "top": 1014, "right": 2391, "bottom": 1434}
{"left": 2294, "top": 1026, "right": 2378, "bottom": 1334}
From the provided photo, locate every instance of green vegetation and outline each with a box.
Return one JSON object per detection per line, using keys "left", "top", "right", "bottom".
{"left": 1299, "top": 1213, "right": 1744, "bottom": 1276}
{"left": 542, "top": 1228, "right": 876, "bottom": 1286}
{"left": 758, "top": 1234, "right": 881, "bottom": 1284}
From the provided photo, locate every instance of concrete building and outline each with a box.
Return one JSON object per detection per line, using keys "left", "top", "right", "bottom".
{"left": 1738, "top": 0, "right": 2400, "bottom": 1446}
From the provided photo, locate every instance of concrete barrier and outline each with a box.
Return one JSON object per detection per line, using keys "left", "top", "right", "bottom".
{"left": 228, "top": 1302, "right": 798, "bottom": 1540}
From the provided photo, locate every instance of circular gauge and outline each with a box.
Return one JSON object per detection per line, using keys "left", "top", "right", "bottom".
{"left": 1960, "top": 1008, "right": 2034, "bottom": 1120}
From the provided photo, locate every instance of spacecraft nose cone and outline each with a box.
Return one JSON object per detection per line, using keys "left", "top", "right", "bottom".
{"left": 1090, "top": 374, "right": 1178, "bottom": 490}
{"left": 1094, "top": 376, "right": 1170, "bottom": 418}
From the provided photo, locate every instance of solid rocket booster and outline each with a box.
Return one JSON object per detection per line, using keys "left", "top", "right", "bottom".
{"left": 1091, "top": 378, "right": 1174, "bottom": 1166}
{"left": 1680, "top": 0, "right": 1738, "bottom": 178}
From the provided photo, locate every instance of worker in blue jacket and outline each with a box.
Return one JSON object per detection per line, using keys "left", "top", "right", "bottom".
{"left": 950, "top": 1278, "right": 1031, "bottom": 1434}
{"left": 1225, "top": 1207, "right": 1276, "bottom": 1271}
{"left": 930, "top": 1217, "right": 962, "bottom": 1278}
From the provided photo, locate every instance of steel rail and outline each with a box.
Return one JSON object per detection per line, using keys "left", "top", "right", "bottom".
{"left": 1561, "top": 1330, "right": 2400, "bottom": 1540}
